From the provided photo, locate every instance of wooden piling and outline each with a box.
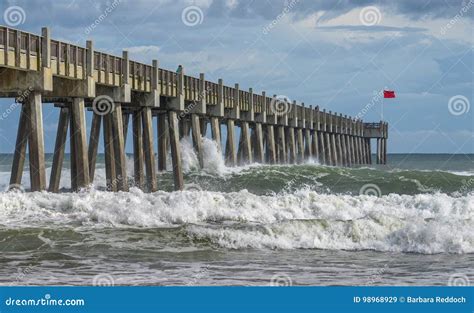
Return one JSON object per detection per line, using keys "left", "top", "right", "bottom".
{"left": 225, "top": 119, "right": 237, "bottom": 166}
{"left": 265, "top": 125, "right": 277, "bottom": 164}
{"left": 132, "top": 109, "right": 145, "bottom": 189}
{"left": 304, "top": 129, "right": 312, "bottom": 160}
{"left": 48, "top": 107, "right": 69, "bottom": 192}
{"left": 239, "top": 121, "right": 253, "bottom": 164}
{"left": 168, "top": 111, "right": 184, "bottom": 190}
{"left": 142, "top": 107, "right": 158, "bottom": 191}
{"left": 157, "top": 113, "right": 168, "bottom": 171}
{"left": 103, "top": 113, "right": 117, "bottom": 191}
{"left": 70, "top": 98, "right": 90, "bottom": 190}
{"left": 296, "top": 129, "right": 304, "bottom": 163}
{"left": 88, "top": 113, "right": 101, "bottom": 182}
{"left": 277, "top": 126, "right": 287, "bottom": 164}
{"left": 210, "top": 117, "right": 221, "bottom": 151}
{"left": 191, "top": 114, "right": 204, "bottom": 168}
{"left": 27, "top": 92, "right": 46, "bottom": 191}
{"left": 287, "top": 128, "right": 297, "bottom": 164}
{"left": 254, "top": 123, "right": 265, "bottom": 163}
{"left": 111, "top": 104, "right": 128, "bottom": 191}
{"left": 9, "top": 104, "right": 29, "bottom": 188}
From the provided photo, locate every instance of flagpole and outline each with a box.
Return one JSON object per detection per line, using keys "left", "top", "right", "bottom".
{"left": 381, "top": 93, "right": 384, "bottom": 122}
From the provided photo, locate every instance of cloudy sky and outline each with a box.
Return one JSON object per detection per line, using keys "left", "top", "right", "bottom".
{"left": 0, "top": 0, "right": 473, "bottom": 153}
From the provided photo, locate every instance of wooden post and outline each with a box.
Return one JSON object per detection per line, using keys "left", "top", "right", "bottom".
{"left": 225, "top": 119, "right": 237, "bottom": 166}
{"left": 254, "top": 123, "right": 264, "bottom": 163}
{"left": 287, "top": 128, "right": 297, "bottom": 164}
{"left": 367, "top": 138, "right": 372, "bottom": 164}
{"left": 277, "top": 126, "right": 287, "bottom": 163}
{"left": 103, "top": 114, "right": 117, "bottom": 191}
{"left": 296, "top": 128, "right": 304, "bottom": 163}
{"left": 265, "top": 125, "right": 277, "bottom": 164}
{"left": 88, "top": 113, "right": 101, "bottom": 182}
{"left": 111, "top": 104, "right": 128, "bottom": 191}
{"left": 132, "top": 110, "right": 145, "bottom": 189}
{"left": 312, "top": 131, "right": 319, "bottom": 163}
{"left": 210, "top": 117, "right": 221, "bottom": 151}
{"left": 239, "top": 121, "right": 252, "bottom": 164}
{"left": 324, "top": 133, "right": 331, "bottom": 165}
{"left": 9, "top": 104, "right": 29, "bottom": 188}
{"left": 27, "top": 92, "right": 46, "bottom": 191}
{"left": 49, "top": 107, "right": 69, "bottom": 192}
{"left": 318, "top": 132, "right": 326, "bottom": 165}
{"left": 142, "top": 107, "right": 157, "bottom": 191}
{"left": 168, "top": 111, "right": 184, "bottom": 190}
{"left": 304, "top": 129, "right": 312, "bottom": 160}
{"left": 335, "top": 134, "right": 343, "bottom": 166}
{"left": 122, "top": 112, "right": 130, "bottom": 146}
{"left": 157, "top": 113, "right": 168, "bottom": 171}
{"left": 191, "top": 114, "right": 204, "bottom": 168}
{"left": 70, "top": 98, "right": 90, "bottom": 190}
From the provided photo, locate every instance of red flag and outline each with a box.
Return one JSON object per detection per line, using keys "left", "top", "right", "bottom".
{"left": 384, "top": 90, "right": 396, "bottom": 98}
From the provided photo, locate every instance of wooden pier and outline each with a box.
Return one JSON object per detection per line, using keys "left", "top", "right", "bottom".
{"left": 0, "top": 26, "right": 388, "bottom": 192}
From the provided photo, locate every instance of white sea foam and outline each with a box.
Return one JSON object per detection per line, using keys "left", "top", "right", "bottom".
{"left": 0, "top": 187, "right": 472, "bottom": 254}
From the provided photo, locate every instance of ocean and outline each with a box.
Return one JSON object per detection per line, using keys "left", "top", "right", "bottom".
{"left": 0, "top": 137, "right": 473, "bottom": 286}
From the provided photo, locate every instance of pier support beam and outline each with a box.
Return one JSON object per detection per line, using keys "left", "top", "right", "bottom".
{"left": 210, "top": 117, "right": 221, "bottom": 151}
{"left": 27, "top": 92, "right": 46, "bottom": 191}
{"left": 238, "top": 121, "right": 252, "bottom": 164}
{"left": 277, "top": 126, "right": 287, "bottom": 164}
{"left": 168, "top": 111, "right": 184, "bottom": 190}
{"left": 111, "top": 104, "right": 128, "bottom": 191}
{"left": 191, "top": 114, "right": 204, "bottom": 168}
{"left": 304, "top": 129, "right": 312, "bottom": 160}
{"left": 142, "top": 107, "right": 158, "bottom": 192}
{"left": 157, "top": 113, "right": 168, "bottom": 171}
{"left": 296, "top": 129, "right": 304, "bottom": 163}
{"left": 88, "top": 113, "right": 101, "bottom": 182}
{"left": 225, "top": 119, "right": 237, "bottom": 166}
{"left": 49, "top": 107, "right": 69, "bottom": 192}
{"left": 265, "top": 125, "right": 277, "bottom": 164}
{"left": 132, "top": 110, "right": 145, "bottom": 189}
{"left": 9, "top": 105, "right": 29, "bottom": 189}
{"left": 287, "top": 127, "right": 297, "bottom": 164}
{"left": 312, "top": 131, "right": 319, "bottom": 163}
{"left": 253, "top": 123, "right": 265, "bottom": 163}
{"left": 103, "top": 114, "right": 117, "bottom": 191}
{"left": 70, "top": 98, "right": 90, "bottom": 190}
{"left": 330, "top": 134, "right": 338, "bottom": 166}
{"left": 318, "top": 132, "right": 326, "bottom": 165}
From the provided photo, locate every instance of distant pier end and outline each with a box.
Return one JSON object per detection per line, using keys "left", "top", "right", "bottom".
{"left": 0, "top": 25, "right": 388, "bottom": 192}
